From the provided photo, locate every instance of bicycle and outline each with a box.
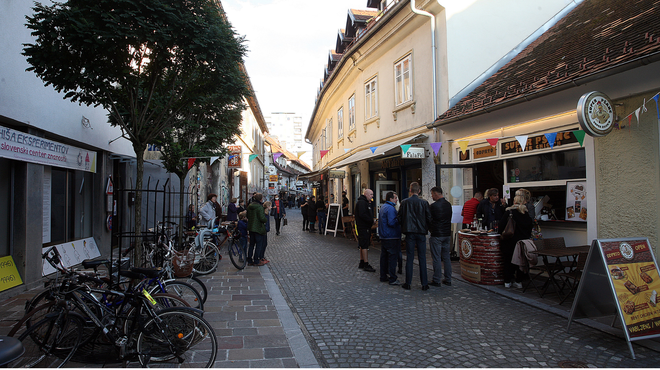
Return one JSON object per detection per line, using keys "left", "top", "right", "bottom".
{"left": 215, "top": 222, "right": 246, "bottom": 270}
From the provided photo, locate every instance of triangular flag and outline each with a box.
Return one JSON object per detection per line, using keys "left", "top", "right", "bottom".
{"left": 210, "top": 156, "right": 219, "bottom": 165}
{"left": 486, "top": 138, "right": 499, "bottom": 147}
{"left": 544, "top": 133, "right": 557, "bottom": 149}
{"left": 187, "top": 158, "right": 195, "bottom": 170}
{"left": 635, "top": 107, "right": 641, "bottom": 125}
{"left": 249, "top": 154, "right": 258, "bottom": 162}
{"left": 228, "top": 155, "right": 237, "bottom": 160}
{"left": 273, "top": 152, "right": 283, "bottom": 161}
{"left": 401, "top": 144, "right": 412, "bottom": 154}
{"left": 458, "top": 141, "right": 469, "bottom": 154}
{"left": 344, "top": 148, "right": 352, "bottom": 153}
{"left": 320, "top": 150, "right": 329, "bottom": 159}
{"left": 370, "top": 147, "right": 377, "bottom": 154}
{"left": 653, "top": 94, "right": 659, "bottom": 119}
{"left": 297, "top": 151, "right": 305, "bottom": 158}
{"left": 573, "top": 130, "right": 585, "bottom": 147}
{"left": 515, "top": 136, "right": 528, "bottom": 151}
{"left": 429, "top": 142, "right": 442, "bottom": 156}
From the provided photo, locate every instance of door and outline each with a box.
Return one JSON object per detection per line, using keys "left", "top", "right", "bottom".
{"left": 436, "top": 164, "right": 476, "bottom": 258}
{"left": 375, "top": 180, "right": 399, "bottom": 216}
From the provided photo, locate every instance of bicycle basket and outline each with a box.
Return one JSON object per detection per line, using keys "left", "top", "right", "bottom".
{"left": 172, "top": 248, "right": 195, "bottom": 277}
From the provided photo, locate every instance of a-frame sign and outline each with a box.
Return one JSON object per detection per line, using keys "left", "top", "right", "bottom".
{"left": 568, "top": 238, "right": 660, "bottom": 359}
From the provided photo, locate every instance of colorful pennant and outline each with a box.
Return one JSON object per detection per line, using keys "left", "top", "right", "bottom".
{"left": 401, "top": 144, "right": 412, "bottom": 154}
{"left": 573, "top": 130, "right": 585, "bottom": 147}
{"left": 249, "top": 154, "right": 258, "bottom": 162}
{"left": 515, "top": 136, "right": 528, "bottom": 151}
{"left": 458, "top": 141, "right": 469, "bottom": 154}
{"left": 320, "top": 150, "right": 329, "bottom": 159}
{"left": 370, "top": 147, "right": 377, "bottom": 154}
{"left": 344, "top": 148, "right": 352, "bottom": 153}
{"left": 429, "top": 142, "right": 442, "bottom": 156}
{"left": 297, "top": 151, "right": 306, "bottom": 158}
{"left": 187, "top": 158, "right": 195, "bottom": 170}
{"left": 210, "top": 156, "right": 219, "bottom": 165}
{"left": 273, "top": 152, "right": 283, "bottom": 161}
{"left": 486, "top": 138, "right": 499, "bottom": 147}
{"left": 544, "top": 133, "right": 557, "bottom": 149}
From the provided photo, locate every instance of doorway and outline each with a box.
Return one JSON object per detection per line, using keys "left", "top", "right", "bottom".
{"left": 375, "top": 180, "right": 399, "bottom": 215}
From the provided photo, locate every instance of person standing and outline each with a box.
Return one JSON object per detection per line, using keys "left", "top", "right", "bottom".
{"left": 316, "top": 196, "right": 327, "bottom": 234}
{"left": 307, "top": 195, "right": 317, "bottom": 232}
{"left": 461, "top": 192, "right": 483, "bottom": 228}
{"left": 498, "top": 194, "right": 533, "bottom": 288}
{"left": 429, "top": 187, "right": 453, "bottom": 287}
{"left": 237, "top": 211, "right": 248, "bottom": 257}
{"left": 378, "top": 192, "right": 401, "bottom": 285}
{"left": 301, "top": 197, "right": 309, "bottom": 231}
{"left": 186, "top": 204, "right": 197, "bottom": 230}
{"left": 236, "top": 198, "right": 246, "bottom": 214}
{"left": 354, "top": 189, "right": 376, "bottom": 272}
{"left": 397, "top": 182, "right": 432, "bottom": 290}
{"left": 271, "top": 194, "right": 287, "bottom": 235}
{"left": 246, "top": 193, "right": 267, "bottom": 266}
{"left": 226, "top": 198, "right": 239, "bottom": 221}
{"left": 198, "top": 193, "right": 217, "bottom": 228}
{"left": 476, "top": 188, "right": 506, "bottom": 229}
{"left": 261, "top": 201, "right": 272, "bottom": 265}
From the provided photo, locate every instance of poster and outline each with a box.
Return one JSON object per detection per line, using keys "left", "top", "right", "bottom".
{"left": 566, "top": 181, "right": 587, "bottom": 222}
{"left": 601, "top": 239, "right": 660, "bottom": 338}
{"left": 42, "top": 237, "right": 101, "bottom": 276}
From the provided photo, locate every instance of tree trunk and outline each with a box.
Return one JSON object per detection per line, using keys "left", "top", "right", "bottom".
{"left": 178, "top": 173, "right": 186, "bottom": 248}
{"left": 133, "top": 143, "right": 146, "bottom": 267}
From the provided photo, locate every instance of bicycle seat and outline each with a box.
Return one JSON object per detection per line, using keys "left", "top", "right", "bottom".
{"left": 130, "top": 266, "right": 163, "bottom": 279}
{"left": 82, "top": 259, "right": 110, "bottom": 269}
{"left": 0, "top": 336, "right": 24, "bottom": 366}
{"left": 118, "top": 270, "right": 146, "bottom": 280}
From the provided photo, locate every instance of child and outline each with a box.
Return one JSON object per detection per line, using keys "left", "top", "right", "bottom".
{"left": 260, "top": 201, "right": 272, "bottom": 265}
{"left": 237, "top": 211, "right": 248, "bottom": 256}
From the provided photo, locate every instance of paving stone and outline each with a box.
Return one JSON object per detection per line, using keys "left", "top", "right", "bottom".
{"left": 227, "top": 348, "right": 263, "bottom": 361}
{"left": 265, "top": 347, "right": 294, "bottom": 359}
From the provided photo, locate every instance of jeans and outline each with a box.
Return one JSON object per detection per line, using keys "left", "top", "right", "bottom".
{"left": 239, "top": 236, "right": 247, "bottom": 254}
{"left": 405, "top": 233, "right": 428, "bottom": 286}
{"left": 248, "top": 232, "right": 265, "bottom": 264}
{"left": 380, "top": 239, "right": 400, "bottom": 283}
{"left": 430, "top": 236, "right": 452, "bottom": 283}
{"left": 317, "top": 211, "right": 327, "bottom": 232}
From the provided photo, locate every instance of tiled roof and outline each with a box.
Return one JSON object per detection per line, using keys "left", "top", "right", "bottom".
{"left": 435, "top": 0, "right": 660, "bottom": 123}
{"left": 350, "top": 9, "right": 379, "bottom": 22}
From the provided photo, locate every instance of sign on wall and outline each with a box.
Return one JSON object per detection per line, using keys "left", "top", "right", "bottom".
{"left": 0, "top": 125, "right": 97, "bottom": 172}
{"left": 566, "top": 181, "right": 587, "bottom": 222}
{"left": 41, "top": 237, "right": 101, "bottom": 276}
{"left": 228, "top": 145, "right": 241, "bottom": 168}
{"left": 401, "top": 147, "right": 425, "bottom": 159}
{"left": 0, "top": 256, "right": 23, "bottom": 292}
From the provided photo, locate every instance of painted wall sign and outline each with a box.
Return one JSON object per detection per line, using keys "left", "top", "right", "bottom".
{"left": 501, "top": 132, "right": 577, "bottom": 154}
{"left": 577, "top": 91, "right": 615, "bottom": 137}
{"left": 0, "top": 256, "right": 23, "bottom": 292}
{"left": 328, "top": 170, "right": 346, "bottom": 179}
{"left": 566, "top": 181, "right": 587, "bottom": 222}
{"left": 473, "top": 145, "right": 497, "bottom": 159}
{"left": 401, "top": 147, "right": 425, "bottom": 159}
{"left": 382, "top": 157, "right": 405, "bottom": 168}
{"left": 269, "top": 175, "right": 278, "bottom": 182}
{"left": 228, "top": 145, "right": 242, "bottom": 168}
{"left": 0, "top": 124, "right": 97, "bottom": 172}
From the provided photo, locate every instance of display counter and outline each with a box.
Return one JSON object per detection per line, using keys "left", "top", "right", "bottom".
{"left": 458, "top": 230, "right": 503, "bottom": 285}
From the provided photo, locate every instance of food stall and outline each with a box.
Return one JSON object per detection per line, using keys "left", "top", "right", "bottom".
{"left": 458, "top": 230, "right": 503, "bottom": 285}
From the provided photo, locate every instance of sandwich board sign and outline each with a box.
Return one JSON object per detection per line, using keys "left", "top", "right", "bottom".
{"left": 567, "top": 238, "right": 660, "bottom": 359}
{"left": 324, "top": 203, "right": 343, "bottom": 237}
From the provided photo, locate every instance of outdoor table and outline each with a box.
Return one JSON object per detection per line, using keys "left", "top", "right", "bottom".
{"left": 534, "top": 245, "right": 590, "bottom": 299}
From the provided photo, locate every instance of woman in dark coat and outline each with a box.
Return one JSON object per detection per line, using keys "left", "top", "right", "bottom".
{"left": 498, "top": 194, "right": 533, "bottom": 289}
{"left": 226, "top": 198, "right": 239, "bottom": 221}
{"left": 306, "top": 196, "right": 317, "bottom": 233}
{"left": 301, "top": 197, "right": 309, "bottom": 231}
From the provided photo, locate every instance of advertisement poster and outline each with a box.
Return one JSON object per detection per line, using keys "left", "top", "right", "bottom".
{"left": 227, "top": 145, "right": 241, "bottom": 168}
{"left": 42, "top": 237, "right": 101, "bottom": 276}
{"left": 601, "top": 239, "right": 660, "bottom": 338}
{"left": 566, "top": 181, "right": 587, "bottom": 222}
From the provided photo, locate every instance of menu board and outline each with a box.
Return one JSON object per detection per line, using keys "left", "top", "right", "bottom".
{"left": 324, "top": 203, "right": 342, "bottom": 237}
{"left": 601, "top": 239, "right": 660, "bottom": 338}
{"left": 566, "top": 181, "right": 587, "bottom": 222}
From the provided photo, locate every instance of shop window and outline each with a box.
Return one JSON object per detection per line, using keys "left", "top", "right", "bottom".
{"left": 0, "top": 159, "right": 11, "bottom": 256}
{"left": 405, "top": 168, "right": 423, "bottom": 196}
{"left": 48, "top": 167, "right": 93, "bottom": 245}
{"left": 506, "top": 149, "right": 585, "bottom": 183}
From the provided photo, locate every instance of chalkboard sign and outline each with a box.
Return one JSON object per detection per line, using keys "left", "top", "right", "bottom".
{"left": 324, "top": 203, "right": 343, "bottom": 237}
{"left": 568, "top": 238, "right": 660, "bottom": 359}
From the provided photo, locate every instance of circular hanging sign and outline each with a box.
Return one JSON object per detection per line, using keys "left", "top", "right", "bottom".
{"left": 450, "top": 186, "right": 463, "bottom": 199}
{"left": 268, "top": 165, "right": 277, "bottom": 175}
{"left": 577, "top": 91, "right": 615, "bottom": 137}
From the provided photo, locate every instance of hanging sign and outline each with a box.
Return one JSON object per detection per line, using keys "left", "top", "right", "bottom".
{"left": 269, "top": 175, "right": 278, "bottom": 182}
{"left": 568, "top": 238, "right": 660, "bottom": 359}
{"left": 228, "top": 145, "right": 242, "bottom": 168}
{"left": 328, "top": 170, "right": 345, "bottom": 179}
{"left": 401, "top": 147, "right": 425, "bottom": 159}
{"left": 577, "top": 91, "right": 615, "bottom": 137}
{"left": 473, "top": 145, "right": 497, "bottom": 159}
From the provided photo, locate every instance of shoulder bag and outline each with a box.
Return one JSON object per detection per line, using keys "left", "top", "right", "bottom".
{"left": 500, "top": 210, "right": 516, "bottom": 241}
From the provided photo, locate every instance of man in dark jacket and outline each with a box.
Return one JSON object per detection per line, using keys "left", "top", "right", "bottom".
{"left": 271, "top": 194, "right": 287, "bottom": 235}
{"left": 476, "top": 188, "right": 505, "bottom": 230}
{"left": 354, "top": 189, "right": 376, "bottom": 272}
{"left": 429, "top": 187, "right": 453, "bottom": 287}
{"left": 397, "top": 182, "right": 432, "bottom": 290}
{"left": 378, "top": 192, "right": 401, "bottom": 285}
{"left": 246, "top": 193, "right": 267, "bottom": 266}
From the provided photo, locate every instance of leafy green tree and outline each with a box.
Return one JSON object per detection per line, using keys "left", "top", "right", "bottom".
{"left": 23, "top": 0, "right": 249, "bottom": 260}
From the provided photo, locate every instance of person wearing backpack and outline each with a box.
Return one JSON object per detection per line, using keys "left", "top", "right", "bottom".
{"left": 498, "top": 194, "right": 533, "bottom": 288}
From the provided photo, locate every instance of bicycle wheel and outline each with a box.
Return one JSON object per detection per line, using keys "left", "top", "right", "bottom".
{"left": 172, "top": 276, "right": 208, "bottom": 304}
{"left": 149, "top": 281, "right": 203, "bottom": 310}
{"left": 228, "top": 239, "right": 247, "bottom": 270}
{"left": 193, "top": 241, "right": 220, "bottom": 275}
{"left": 10, "top": 313, "right": 84, "bottom": 368}
{"left": 136, "top": 309, "right": 217, "bottom": 367}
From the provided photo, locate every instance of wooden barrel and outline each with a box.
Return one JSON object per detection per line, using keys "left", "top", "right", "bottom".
{"left": 458, "top": 231, "right": 504, "bottom": 285}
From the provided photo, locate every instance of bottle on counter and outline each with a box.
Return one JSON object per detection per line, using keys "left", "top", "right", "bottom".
{"left": 471, "top": 214, "right": 477, "bottom": 231}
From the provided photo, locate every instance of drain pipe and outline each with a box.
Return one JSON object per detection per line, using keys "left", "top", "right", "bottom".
{"left": 410, "top": 0, "right": 437, "bottom": 119}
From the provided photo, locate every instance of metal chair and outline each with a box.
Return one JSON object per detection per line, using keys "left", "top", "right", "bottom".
{"left": 556, "top": 251, "right": 589, "bottom": 304}
{"left": 522, "top": 238, "right": 567, "bottom": 297}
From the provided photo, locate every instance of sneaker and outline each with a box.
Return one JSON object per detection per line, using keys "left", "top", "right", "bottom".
{"left": 428, "top": 281, "right": 442, "bottom": 287}
{"left": 512, "top": 282, "right": 523, "bottom": 289}
{"left": 441, "top": 280, "right": 452, "bottom": 286}
{"left": 401, "top": 284, "right": 411, "bottom": 290}
{"left": 421, "top": 285, "right": 430, "bottom": 291}
{"left": 256, "top": 261, "right": 266, "bottom": 266}
{"left": 358, "top": 261, "right": 365, "bottom": 269}
{"left": 362, "top": 263, "right": 375, "bottom": 272}
{"left": 389, "top": 280, "right": 401, "bottom": 286}
{"left": 504, "top": 282, "right": 512, "bottom": 288}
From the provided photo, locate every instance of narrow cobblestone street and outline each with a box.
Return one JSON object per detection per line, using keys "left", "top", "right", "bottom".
{"left": 264, "top": 211, "right": 659, "bottom": 367}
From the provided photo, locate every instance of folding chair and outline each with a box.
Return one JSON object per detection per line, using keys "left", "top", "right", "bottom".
{"left": 557, "top": 251, "right": 589, "bottom": 305}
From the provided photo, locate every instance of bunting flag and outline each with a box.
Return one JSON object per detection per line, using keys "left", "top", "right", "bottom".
{"left": 370, "top": 147, "right": 377, "bottom": 154}
{"left": 486, "top": 138, "right": 499, "bottom": 147}
{"left": 401, "top": 144, "right": 412, "bottom": 154}
{"left": 429, "top": 142, "right": 442, "bottom": 156}
{"left": 515, "top": 136, "right": 528, "bottom": 151}
{"left": 297, "top": 151, "right": 306, "bottom": 158}
{"left": 210, "top": 156, "right": 219, "bottom": 165}
{"left": 544, "top": 133, "right": 557, "bottom": 149}
{"left": 320, "top": 150, "right": 329, "bottom": 159}
{"left": 249, "top": 154, "right": 258, "bottom": 162}
{"left": 654, "top": 94, "right": 660, "bottom": 119}
{"left": 344, "top": 148, "right": 352, "bottom": 153}
{"left": 458, "top": 141, "right": 469, "bottom": 154}
{"left": 573, "top": 130, "right": 585, "bottom": 147}
{"left": 187, "top": 158, "right": 195, "bottom": 170}
{"left": 635, "top": 107, "right": 641, "bottom": 125}
{"left": 273, "top": 152, "right": 283, "bottom": 161}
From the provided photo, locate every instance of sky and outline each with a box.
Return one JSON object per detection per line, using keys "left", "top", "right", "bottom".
{"left": 221, "top": 0, "right": 371, "bottom": 143}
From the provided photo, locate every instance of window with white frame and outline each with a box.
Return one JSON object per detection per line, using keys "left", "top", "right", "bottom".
{"left": 395, "top": 54, "right": 412, "bottom": 105}
{"left": 348, "top": 94, "right": 356, "bottom": 132}
{"left": 326, "top": 118, "right": 333, "bottom": 149}
{"left": 365, "top": 77, "right": 378, "bottom": 120}
{"left": 337, "top": 107, "right": 344, "bottom": 139}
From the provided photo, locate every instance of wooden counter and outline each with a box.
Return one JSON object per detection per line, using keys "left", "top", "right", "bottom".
{"left": 458, "top": 230, "right": 503, "bottom": 285}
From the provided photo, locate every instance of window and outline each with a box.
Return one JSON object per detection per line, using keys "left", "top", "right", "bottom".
{"left": 48, "top": 167, "right": 93, "bottom": 245}
{"left": 395, "top": 54, "right": 412, "bottom": 105}
{"left": 326, "top": 119, "right": 333, "bottom": 149}
{"left": 337, "top": 107, "right": 344, "bottom": 139}
{"left": 365, "top": 78, "right": 378, "bottom": 119}
{"left": 348, "top": 94, "right": 356, "bottom": 132}
{"left": 505, "top": 149, "right": 586, "bottom": 183}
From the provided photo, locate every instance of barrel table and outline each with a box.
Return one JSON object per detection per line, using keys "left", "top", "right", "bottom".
{"left": 457, "top": 230, "right": 504, "bottom": 285}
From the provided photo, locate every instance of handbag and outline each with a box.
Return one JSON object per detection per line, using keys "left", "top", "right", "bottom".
{"left": 500, "top": 210, "right": 516, "bottom": 241}
{"left": 283, "top": 218, "right": 288, "bottom": 226}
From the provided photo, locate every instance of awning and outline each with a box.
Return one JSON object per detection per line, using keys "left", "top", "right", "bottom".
{"left": 297, "top": 169, "right": 326, "bottom": 180}
{"left": 331, "top": 133, "right": 427, "bottom": 169}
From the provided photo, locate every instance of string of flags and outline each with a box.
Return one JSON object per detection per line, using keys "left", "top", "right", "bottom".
{"left": 616, "top": 91, "right": 660, "bottom": 130}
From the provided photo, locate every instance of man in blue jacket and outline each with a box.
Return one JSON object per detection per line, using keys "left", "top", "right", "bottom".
{"left": 378, "top": 192, "right": 401, "bottom": 285}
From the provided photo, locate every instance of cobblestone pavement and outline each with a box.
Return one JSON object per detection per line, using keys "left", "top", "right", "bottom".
{"left": 264, "top": 211, "right": 660, "bottom": 367}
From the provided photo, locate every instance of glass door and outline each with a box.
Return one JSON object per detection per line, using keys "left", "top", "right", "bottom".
{"left": 375, "top": 180, "right": 399, "bottom": 216}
